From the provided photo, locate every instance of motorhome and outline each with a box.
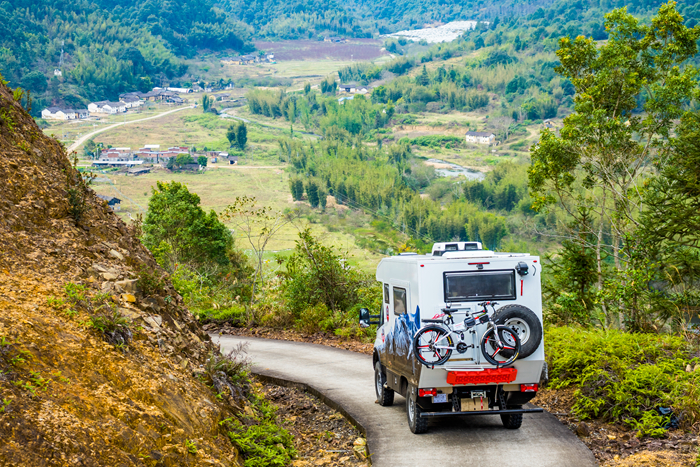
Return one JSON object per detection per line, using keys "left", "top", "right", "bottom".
{"left": 360, "top": 242, "right": 545, "bottom": 433}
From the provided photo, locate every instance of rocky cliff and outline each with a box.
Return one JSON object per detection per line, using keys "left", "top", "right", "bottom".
{"left": 0, "top": 81, "right": 242, "bottom": 465}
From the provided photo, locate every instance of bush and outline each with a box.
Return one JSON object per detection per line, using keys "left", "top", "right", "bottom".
{"left": 546, "top": 326, "right": 700, "bottom": 436}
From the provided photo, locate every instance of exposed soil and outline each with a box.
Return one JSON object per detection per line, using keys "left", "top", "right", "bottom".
{"left": 0, "top": 79, "right": 243, "bottom": 465}
{"left": 253, "top": 39, "right": 388, "bottom": 61}
{"left": 261, "top": 382, "right": 370, "bottom": 467}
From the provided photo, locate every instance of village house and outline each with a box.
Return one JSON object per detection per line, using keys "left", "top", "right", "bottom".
{"left": 119, "top": 94, "right": 143, "bottom": 109}
{"left": 97, "top": 195, "right": 121, "bottom": 210}
{"left": 465, "top": 131, "right": 496, "bottom": 145}
{"left": 41, "top": 107, "right": 89, "bottom": 120}
{"left": 338, "top": 83, "right": 357, "bottom": 93}
{"left": 165, "top": 87, "right": 192, "bottom": 93}
{"left": 88, "top": 101, "right": 126, "bottom": 114}
{"left": 99, "top": 147, "right": 132, "bottom": 162}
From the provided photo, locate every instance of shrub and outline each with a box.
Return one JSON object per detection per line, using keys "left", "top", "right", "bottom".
{"left": 546, "top": 326, "right": 700, "bottom": 435}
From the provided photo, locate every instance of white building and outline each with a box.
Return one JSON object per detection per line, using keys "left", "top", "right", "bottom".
{"left": 119, "top": 94, "right": 143, "bottom": 108}
{"left": 88, "top": 101, "right": 127, "bottom": 114}
{"left": 465, "top": 131, "right": 496, "bottom": 145}
{"left": 41, "top": 107, "right": 88, "bottom": 120}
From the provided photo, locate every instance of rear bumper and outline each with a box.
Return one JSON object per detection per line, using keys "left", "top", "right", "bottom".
{"left": 420, "top": 407, "right": 544, "bottom": 418}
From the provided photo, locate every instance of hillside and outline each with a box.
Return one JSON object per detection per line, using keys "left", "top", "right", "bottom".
{"left": 0, "top": 79, "right": 248, "bottom": 465}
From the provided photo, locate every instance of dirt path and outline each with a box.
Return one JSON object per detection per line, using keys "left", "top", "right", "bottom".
{"left": 67, "top": 105, "right": 194, "bottom": 153}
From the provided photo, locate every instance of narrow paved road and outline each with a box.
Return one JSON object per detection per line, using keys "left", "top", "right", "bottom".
{"left": 67, "top": 105, "right": 194, "bottom": 153}
{"left": 215, "top": 335, "right": 597, "bottom": 467}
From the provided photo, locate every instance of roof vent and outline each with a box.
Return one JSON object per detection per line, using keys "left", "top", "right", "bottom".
{"left": 432, "top": 242, "right": 483, "bottom": 256}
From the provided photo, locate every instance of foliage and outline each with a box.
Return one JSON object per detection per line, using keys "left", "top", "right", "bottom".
{"left": 143, "top": 181, "right": 234, "bottom": 270}
{"left": 545, "top": 326, "right": 700, "bottom": 436}
{"left": 222, "top": 197, "right": 295, "bottom": 303}
{"left": 280, "top": 229, "right": 381, "bottom": 335}
{"left": 528, "top": 2, "right": 700, "bottom": 327}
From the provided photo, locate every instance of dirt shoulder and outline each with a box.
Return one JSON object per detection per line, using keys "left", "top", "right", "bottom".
{"left": 533, "top": 388, "right": 699, "bottom": 467}
{"left": 261, "top": 381, "right": 370, "bottom": 467}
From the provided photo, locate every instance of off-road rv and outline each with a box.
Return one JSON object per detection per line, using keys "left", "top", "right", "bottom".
{"left": 360, "top": 242, "right": 545, "bottom": 433}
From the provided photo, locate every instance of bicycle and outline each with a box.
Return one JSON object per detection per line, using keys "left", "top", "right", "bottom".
{"left": 412, "top": 301, "right": 521, "bottom": 367}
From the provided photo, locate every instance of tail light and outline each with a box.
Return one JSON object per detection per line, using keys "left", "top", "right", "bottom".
{"left": 418, "top": 388, "right": 437, "bottom": 397}
{"left": 520, "top": 383, "right": 538, "bottom": 392}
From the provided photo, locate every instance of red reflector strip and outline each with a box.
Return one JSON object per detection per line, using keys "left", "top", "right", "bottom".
{"left": 418, "top": 388, "right": 437, "bottom": 397}
{"left": 468, "top": 262, "right": 490, "bottom": 265}
{"left": 520, "top": 383, "right": 538, "bottom": 392}
{"left": 446, "top": 368, "right": 517, "bottom": 385}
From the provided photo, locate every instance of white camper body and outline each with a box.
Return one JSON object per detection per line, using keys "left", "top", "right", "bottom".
{"left": 364, "top": 244, "right": 545, "bottom": 433}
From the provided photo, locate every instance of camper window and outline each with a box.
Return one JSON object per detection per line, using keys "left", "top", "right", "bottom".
{"left": 444, "top": 270, "right": 516, "bottom": 302}
{"left": 384, "top": 283, "right": 390, "bottom": 304}
{"left": 393, "top": 287, "right": 407, "bottom": 315}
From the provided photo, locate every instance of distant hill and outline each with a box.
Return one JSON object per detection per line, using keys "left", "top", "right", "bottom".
{"left": 0, "top": 0, "right": 253, "bottom": 112}
{"left": 1, "top": 0, "right": 698, "bottom": 115}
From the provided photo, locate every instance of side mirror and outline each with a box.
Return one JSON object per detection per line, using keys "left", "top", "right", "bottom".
{"left": 359, "top": 308, "right": 370, "bottom": 328}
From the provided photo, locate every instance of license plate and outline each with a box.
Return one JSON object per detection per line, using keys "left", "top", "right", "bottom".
{"left": 433, "top": 394, "right": 447, "bottom": 403}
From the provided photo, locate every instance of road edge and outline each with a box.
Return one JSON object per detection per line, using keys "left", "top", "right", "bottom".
{"left": 250, "top": 370, "right": 374, "bottom": 464}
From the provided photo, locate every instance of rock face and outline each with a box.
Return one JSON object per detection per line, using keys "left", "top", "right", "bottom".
{"left": 0, "top": 82, "right": 241, "bottom": 464}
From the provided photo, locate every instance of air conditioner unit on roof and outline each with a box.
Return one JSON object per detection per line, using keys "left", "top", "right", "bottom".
{"left": 431, "top": 241, "right": 483, "bottom": 256}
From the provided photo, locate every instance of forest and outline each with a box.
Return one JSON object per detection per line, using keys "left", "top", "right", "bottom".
{"left": 0, "top": 0, "right": 252, "bottom": 112}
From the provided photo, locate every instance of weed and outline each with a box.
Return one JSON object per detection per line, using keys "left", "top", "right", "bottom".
{"left": 30, "top": 371, "right": 50, "bottom": 391}
{"left": 47, "top": 296, "right": 65, "bottom": 309}
{"left": 51, "top": 371, "right": 70, "bottom": 384}
{"left": 0, "top": 336, "right": 9, "bottom": 347}
{"left": 9, "top": 350, "right": 32, "bottom": 367}
{"left": 136, "top": 265, "right": 165, "bottom": 296}
{"left": 65, "top": 309, "right": 78, "bottom": 318}
{"left": 64, "top": 283, "right": 87, "bottom": 304}
{"left": 221, "top": 394, "right": 296, "bottom": 467}
{"left": 546, "top": 326, "right": 700, "bottom": 435}
{"left": 89, "top": 308, "right": 133, "bottom": 348}
{"left": 13, "top": 380, "right": 37, "bottom": 397}
{"left": 185, "top": 439, "right": 198, "bottom": 454}
{"left": 0, "top": 398, "right": 11, "bottom": 413}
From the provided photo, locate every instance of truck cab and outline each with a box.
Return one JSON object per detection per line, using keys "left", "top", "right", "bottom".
{"left": 360, "top": 242, "right": 545, "bottom": 433}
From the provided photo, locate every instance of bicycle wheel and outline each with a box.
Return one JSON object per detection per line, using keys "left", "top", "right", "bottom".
{"left": 413, "top": 325, "right": 453, "bottom": 366}
{"left": 480, "top": 325, "right": 520, "bottom": 366}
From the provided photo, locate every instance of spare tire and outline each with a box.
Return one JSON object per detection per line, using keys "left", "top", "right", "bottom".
{"left": 493, "top": 305, "right": 542, "bottom": 358}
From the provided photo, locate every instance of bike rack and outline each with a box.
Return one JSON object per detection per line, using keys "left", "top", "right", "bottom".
{"left": 419, "top": 407, "right": 544, "bottom": 418}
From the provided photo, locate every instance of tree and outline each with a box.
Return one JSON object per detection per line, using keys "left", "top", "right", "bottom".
{"left": 197, "top": 155, "right": 208, "bottom": 167}
{"left": 306, "top": 180, "right": 320, "bottom": 208}
{"left": 20, "top": 71, "right": 47, "bottom": 94}
{"left": 289, "top": 177, "right": 304, "bottom": 201}
{"left": 142, "top": 181, "right": 233, "bottom": 270}
{"left": 83, "top": 139, "right": 97, "bottom": 159}
{"left": 222, "top": 196, "right": 297, "bottom": 304}
{"left": 227, "top": 121, "right": 247, "bottom": 149}
{"left": 202, "top": 93, "right": 210, "bottom": 112}
{"left": 528, "top": 2, "right": 700, "bottom": 326}
{"left": 304, "top": 82, "right": 311, "bottom": 94}
{"left": 417, "top": 65, "right": 430, "bottom": 86}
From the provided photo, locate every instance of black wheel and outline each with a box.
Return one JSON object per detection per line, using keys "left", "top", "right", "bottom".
{"left": 374, "top": 361, "right": 394, "bottom": 406}
{"left": 492, "top": 305, "right": 543, "bottom": 358}
{"left": 413, "top": 325, "right": 453, "bottom": 366}
{"left": 501, "top": 407, "right": 523, "bottom": 429}
{"left": 406, "top": 385, "right": 428, "bottom": 434}
{"left": 481, "top": 326, "right": 520, "bottom": 366}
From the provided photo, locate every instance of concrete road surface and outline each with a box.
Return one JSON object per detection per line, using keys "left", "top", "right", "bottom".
{"left": 215, "top": 335, "right": 597, "bottom": 467}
